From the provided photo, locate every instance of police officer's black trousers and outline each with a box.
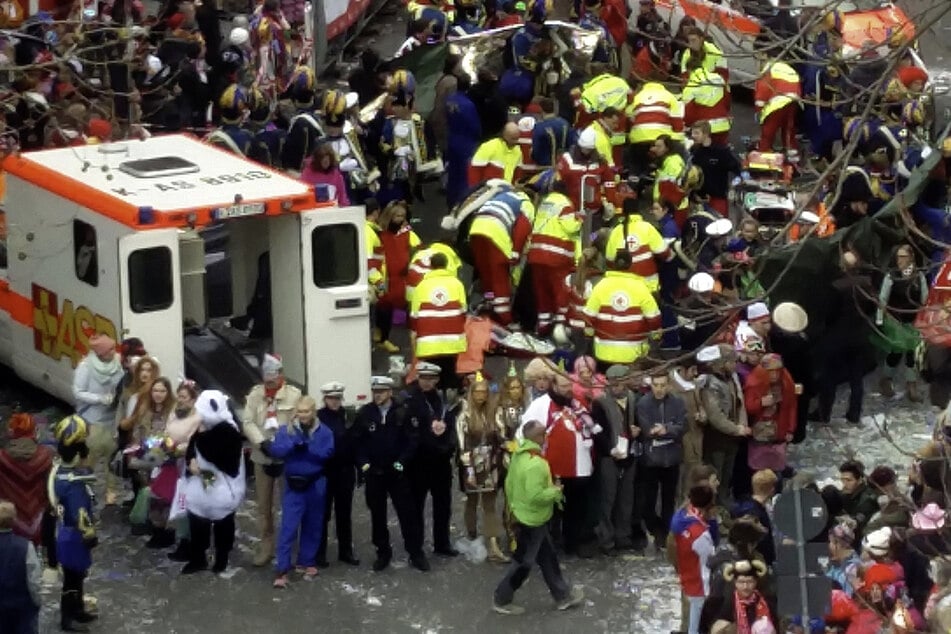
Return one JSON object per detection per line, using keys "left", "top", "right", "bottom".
{"left": 366, "top": 471, "right": 423, "bottom": 558}
{"left": 409, "top": 457, "right": 453, "bottom": 551}
{"left": 318, "top": 466, "right": 356, "bottom": 561}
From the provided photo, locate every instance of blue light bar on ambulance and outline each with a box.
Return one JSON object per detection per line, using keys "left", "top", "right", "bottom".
{"left": 137, "top": 207, "right": 155, "bottom": 225}
{"left": 212, "top": 201, "right": 267, "bottom": 220}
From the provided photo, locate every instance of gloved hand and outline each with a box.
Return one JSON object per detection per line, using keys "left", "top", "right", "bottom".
{"left": 339, "top": 157, "right": 359, "bottom": 171}
{"left": 99, "top": 393, "right": 114, "bottom": 406}
{"left": 393, "top": 461, "right": 404, "bottom": 473}
{"left": 394, "top": 146, "right": 413, "bottom": 158}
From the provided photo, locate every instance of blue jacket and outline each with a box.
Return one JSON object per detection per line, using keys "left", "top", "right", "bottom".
{"left": 0, "top": 531, "right": 37, "bottom": 612}
{"left": 52, "top": 465, "right": 96, "bottom": 573}
{"left": 532, "top": 116, "right": 574, "bottom": 167}
{"left": 270, "top": 422, "right": 335, "bottom": 479}
{"left": 446, "top": 92, "right": 482, "bottom": 159}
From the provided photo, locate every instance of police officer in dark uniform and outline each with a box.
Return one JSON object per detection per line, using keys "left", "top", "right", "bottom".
{"left": 355, "top": 376, "right": 429, "bottom": 572}
{"left": 404, "top": 362, "right": 460, "bottom": 558}
{"left": 315, "top": 381, "right": 360, "bottom": 568}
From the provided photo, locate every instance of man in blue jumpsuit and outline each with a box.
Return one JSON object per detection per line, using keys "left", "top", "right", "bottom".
{"left": 446, "top": 73, "right": 482, "bottom": 207}
{"left": 265, "top": 395, "right": 335, "bottom": 588}
{"left": 356, "top": 376, "right": 429, "bottom": 572}
{"left": 49, "top": 415, "right": 99, "bottom": 633}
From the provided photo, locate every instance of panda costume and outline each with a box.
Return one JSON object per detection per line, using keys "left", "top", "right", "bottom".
{"left": 181, "top": 390, "right": 246, "bottom": 575}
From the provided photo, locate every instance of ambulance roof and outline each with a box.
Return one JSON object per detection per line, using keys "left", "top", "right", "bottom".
{"left": 3, "top": 134, "right": 323, "bottom": 228}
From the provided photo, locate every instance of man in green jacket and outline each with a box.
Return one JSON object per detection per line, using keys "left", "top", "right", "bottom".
{"left": 493, "top": 420, "right": 584, "bottom": 615}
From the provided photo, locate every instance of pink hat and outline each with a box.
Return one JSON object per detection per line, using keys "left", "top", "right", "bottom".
{"left": 88, "top": 333, "right": 116, "bottom": 357}
{"left": 912, "top": 503, "right": 946, "bottom": 530}
{"left": 747, "top": 302, "right": 770, "bottom": 323}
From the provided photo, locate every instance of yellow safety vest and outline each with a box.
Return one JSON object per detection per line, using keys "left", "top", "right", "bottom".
{"left": 682, "top": 68, "right": 731, "bottom": 135}
{"left": 529, "top": 191, "right": 582, "bottom": 264}
{"left": 410, "top": 269, "right": 468, "bottom": 358}
{"left": 759, "top": 61, "right": 800, "bottom": 123}
{"left": 588, "top": 121, "right": 615, "bottom": 168}
{"left": 627, "top": 83, "right": 685, "bottom": 144}
{"left": 468, "top": 191, "right": 536, "bottom": 257}
{"left": 680, "top": 41, "right": 726, "bottom": 78}
{"left": 583, "top": 270, "right": 660, "bottom": 364}
{"left": 365, "top": 220, "right": 386, "bottom": 287}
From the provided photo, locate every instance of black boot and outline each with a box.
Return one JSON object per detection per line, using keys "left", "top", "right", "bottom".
{"left": 212, "top": 550, "right": 230, "bottom": 574}
{"left": 60, "top": 591, "right": 90, "bottom": 632}
{"left": 167, "top": 539, "right": 190, "bottom": 562}
{"left": 181, "top": 555, "right": 208, "bottom": 575}
{"left": 146, "top": 528, "right": 176, "bottom": 549}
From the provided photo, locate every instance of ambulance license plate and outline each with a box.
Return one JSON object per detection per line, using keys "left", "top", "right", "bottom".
{"left": 214, "top": 202, "right": 265, "bottom": 220}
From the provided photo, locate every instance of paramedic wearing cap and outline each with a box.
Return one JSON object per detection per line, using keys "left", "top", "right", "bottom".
{"left": 243, "top": 354, "right": 303, "bottom": 567}
{"left": 355, "top": 377, "right": 429, "bottom": 572}
{"left": 468, "top": 187, "right": 536, "bottom": 326}
{"left": 72, "top": 333, "right": 124, "bottom": 506}
{"left": 583, "top": 250, "right": 662, "bottom": 368}
{"left": 556, "top": 127, "right": 617, "bottom": 216}
{"left": 316, "top": 382, "right": 361, "bottom": 567}
{"left": 468, "top": 123, "right": 523, "bottom": 187}
{"left": 404, "top": 362, "right": 460, "bottom": 557}
{"left": 409, "top": 252, "right": 467, "bottom": 386}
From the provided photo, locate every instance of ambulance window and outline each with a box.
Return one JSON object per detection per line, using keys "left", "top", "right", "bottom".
{"left": 128, "top": 247, "right": 173, "bottom": 313}
{"left": 311, "top": 224, "right": 359, "bottom": 287}
{"left": 73, "top": 220, "right": 98, "bottom": 287}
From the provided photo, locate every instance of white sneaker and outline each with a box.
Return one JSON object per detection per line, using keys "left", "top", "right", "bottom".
{"left": 556, "top": 586, "right": 584, "bottom": 611}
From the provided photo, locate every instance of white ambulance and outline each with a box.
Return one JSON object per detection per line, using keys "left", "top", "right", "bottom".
{"left": 0, "top": 134, "right": 372, "bottom": 406}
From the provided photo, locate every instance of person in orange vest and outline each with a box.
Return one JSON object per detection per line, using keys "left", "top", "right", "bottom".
{"left": 753, "top": 46, "right": 801, "bottom": 153}
{"left": 556, "top": 128, "right": 618, "bottom": 217}
{"left": 786, "top": 210, "right": 820, "bottom": 243}
{"left": 682, "top": 64, "right": 732, "bottom": 147}
{"left": 468, "top": 122, "right": 523, "bottom": 187}
{"left": 527, "top": 179, "right": 582, "bottom": 336}
{"left": 468, "top": 187, "right": 536, "bottom": 325}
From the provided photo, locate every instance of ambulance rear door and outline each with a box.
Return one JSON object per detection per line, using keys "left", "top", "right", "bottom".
{"left": 299, "top": 206, "right": 372, "bottom": 406}
{"left": 118, "top": 229, "right": 185, "bottom": 381}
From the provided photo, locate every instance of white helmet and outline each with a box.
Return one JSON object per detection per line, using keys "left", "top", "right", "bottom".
{"left": 578, "top": 127, "right": 596, "bottom": 150}
{"left": 229, "top": 27, "right": 249, "bottom": 47}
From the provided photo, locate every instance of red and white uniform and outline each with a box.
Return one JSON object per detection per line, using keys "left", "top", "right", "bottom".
{"left": 521, "top": 394, "right": 596, "bottom": 478}
{"left": 673, "top": 504, "right": 715, "bottom": 598}
{"left": 527, "top": 191, "right": 581, "bottom": 332}
{"left": 516, "top": 115, "right": 540, "bottom": 175}
{"left": 556, "top": 149, "right": 617, "bottom": 214}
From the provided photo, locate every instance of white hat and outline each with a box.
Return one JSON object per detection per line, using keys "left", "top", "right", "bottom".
{"left": 578, "top": 127, "right": 596, "bottom": 150}
{"left": 345, "top": 92, "right": 359, "bottom": 110}
{"left": 371, "top": 376, "right": 395, "bottom": 390}
{"left": 146, "top": 54, "right": 163, "bottom": 78}
{"left": 415, "top": 361, "right": 441, "bottom": 377}
{"left": 696, "top": 345, "right": 721, "bottom": 364}
{"left": 130, "top": 24, "right": 147, "bottom": 38}
{"left": 517, "top": 115, "right": 536, "bottom": 133}
{"left": 705, "top": 218, "right": 733, "bottom": 237}
{"left": 262, "top": 353, "right": 283, "bottom": 379}
{"left": 747, "top": 302, "right": 770, "bottom": 323}
{"left": 772, "top": 302, "right": 808, "bottom": 334}
{"left": 688, "top": 271, "right": 715, "bottom": 293}
{"left": 195, "top": 390, "right": 237, "bottom": 429}
{"left": 797, "top": 211, "right": 820, "bottom": 224}
{"left": 320, "top": 381, "right": 345, "bottom": 397}
{"left": 863, "top": 527, "right": 892, "bottom": 557}
{"left": 229, "top": 27, "right": 249, "bottom": 46}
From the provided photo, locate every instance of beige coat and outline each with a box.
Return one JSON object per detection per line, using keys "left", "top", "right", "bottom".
{"left": 670, "top": 370, "right": 705, "bottom": 468}
{"left": 700, "top": 372, "right": 747, "bottom": 451}
{"left": 243, "top": 382, "right": 303, "bottom": 464}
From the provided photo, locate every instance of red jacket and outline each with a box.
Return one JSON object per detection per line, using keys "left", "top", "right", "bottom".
{"left": 631, "top": 46, "right": 672, "bottom": 84}
{"left": 743, "top": 366, "right": 797, "bottom": 441}
{"left": 379, "top": 226, "right": 417, "bottom": 308}
{"left": 556, "top": 150, "right": 617, "bottom": 213}
{"left": 0, "top": 445, "right": 54, "bottom": 544}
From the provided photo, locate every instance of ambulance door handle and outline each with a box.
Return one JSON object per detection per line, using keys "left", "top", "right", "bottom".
{"left": 335, "top": 298, "right": 362, "bottom": 310}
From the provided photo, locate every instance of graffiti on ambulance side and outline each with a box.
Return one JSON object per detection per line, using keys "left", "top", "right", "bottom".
{"left": 32, "top": 283, "right": 118, "bottom": 368}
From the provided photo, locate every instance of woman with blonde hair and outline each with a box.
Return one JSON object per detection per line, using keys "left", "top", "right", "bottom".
{"left": 496, "top": 365, "right": 526, "bottom": 548}
{"left": 375, "top": 200, "right": 421, "bottom": 353}
{"left": 457, "top": 373, "right": 509, "bottom": 562}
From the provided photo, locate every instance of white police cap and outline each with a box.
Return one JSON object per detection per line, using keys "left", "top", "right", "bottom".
{"left": 370, "top": 376, "right": 395, "bottom": 390}
{"left": 416, "top": 361, "right": 441, "bottom": 377}
{"left": 320, "top": 381, "right": 345, "bottom": 397}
